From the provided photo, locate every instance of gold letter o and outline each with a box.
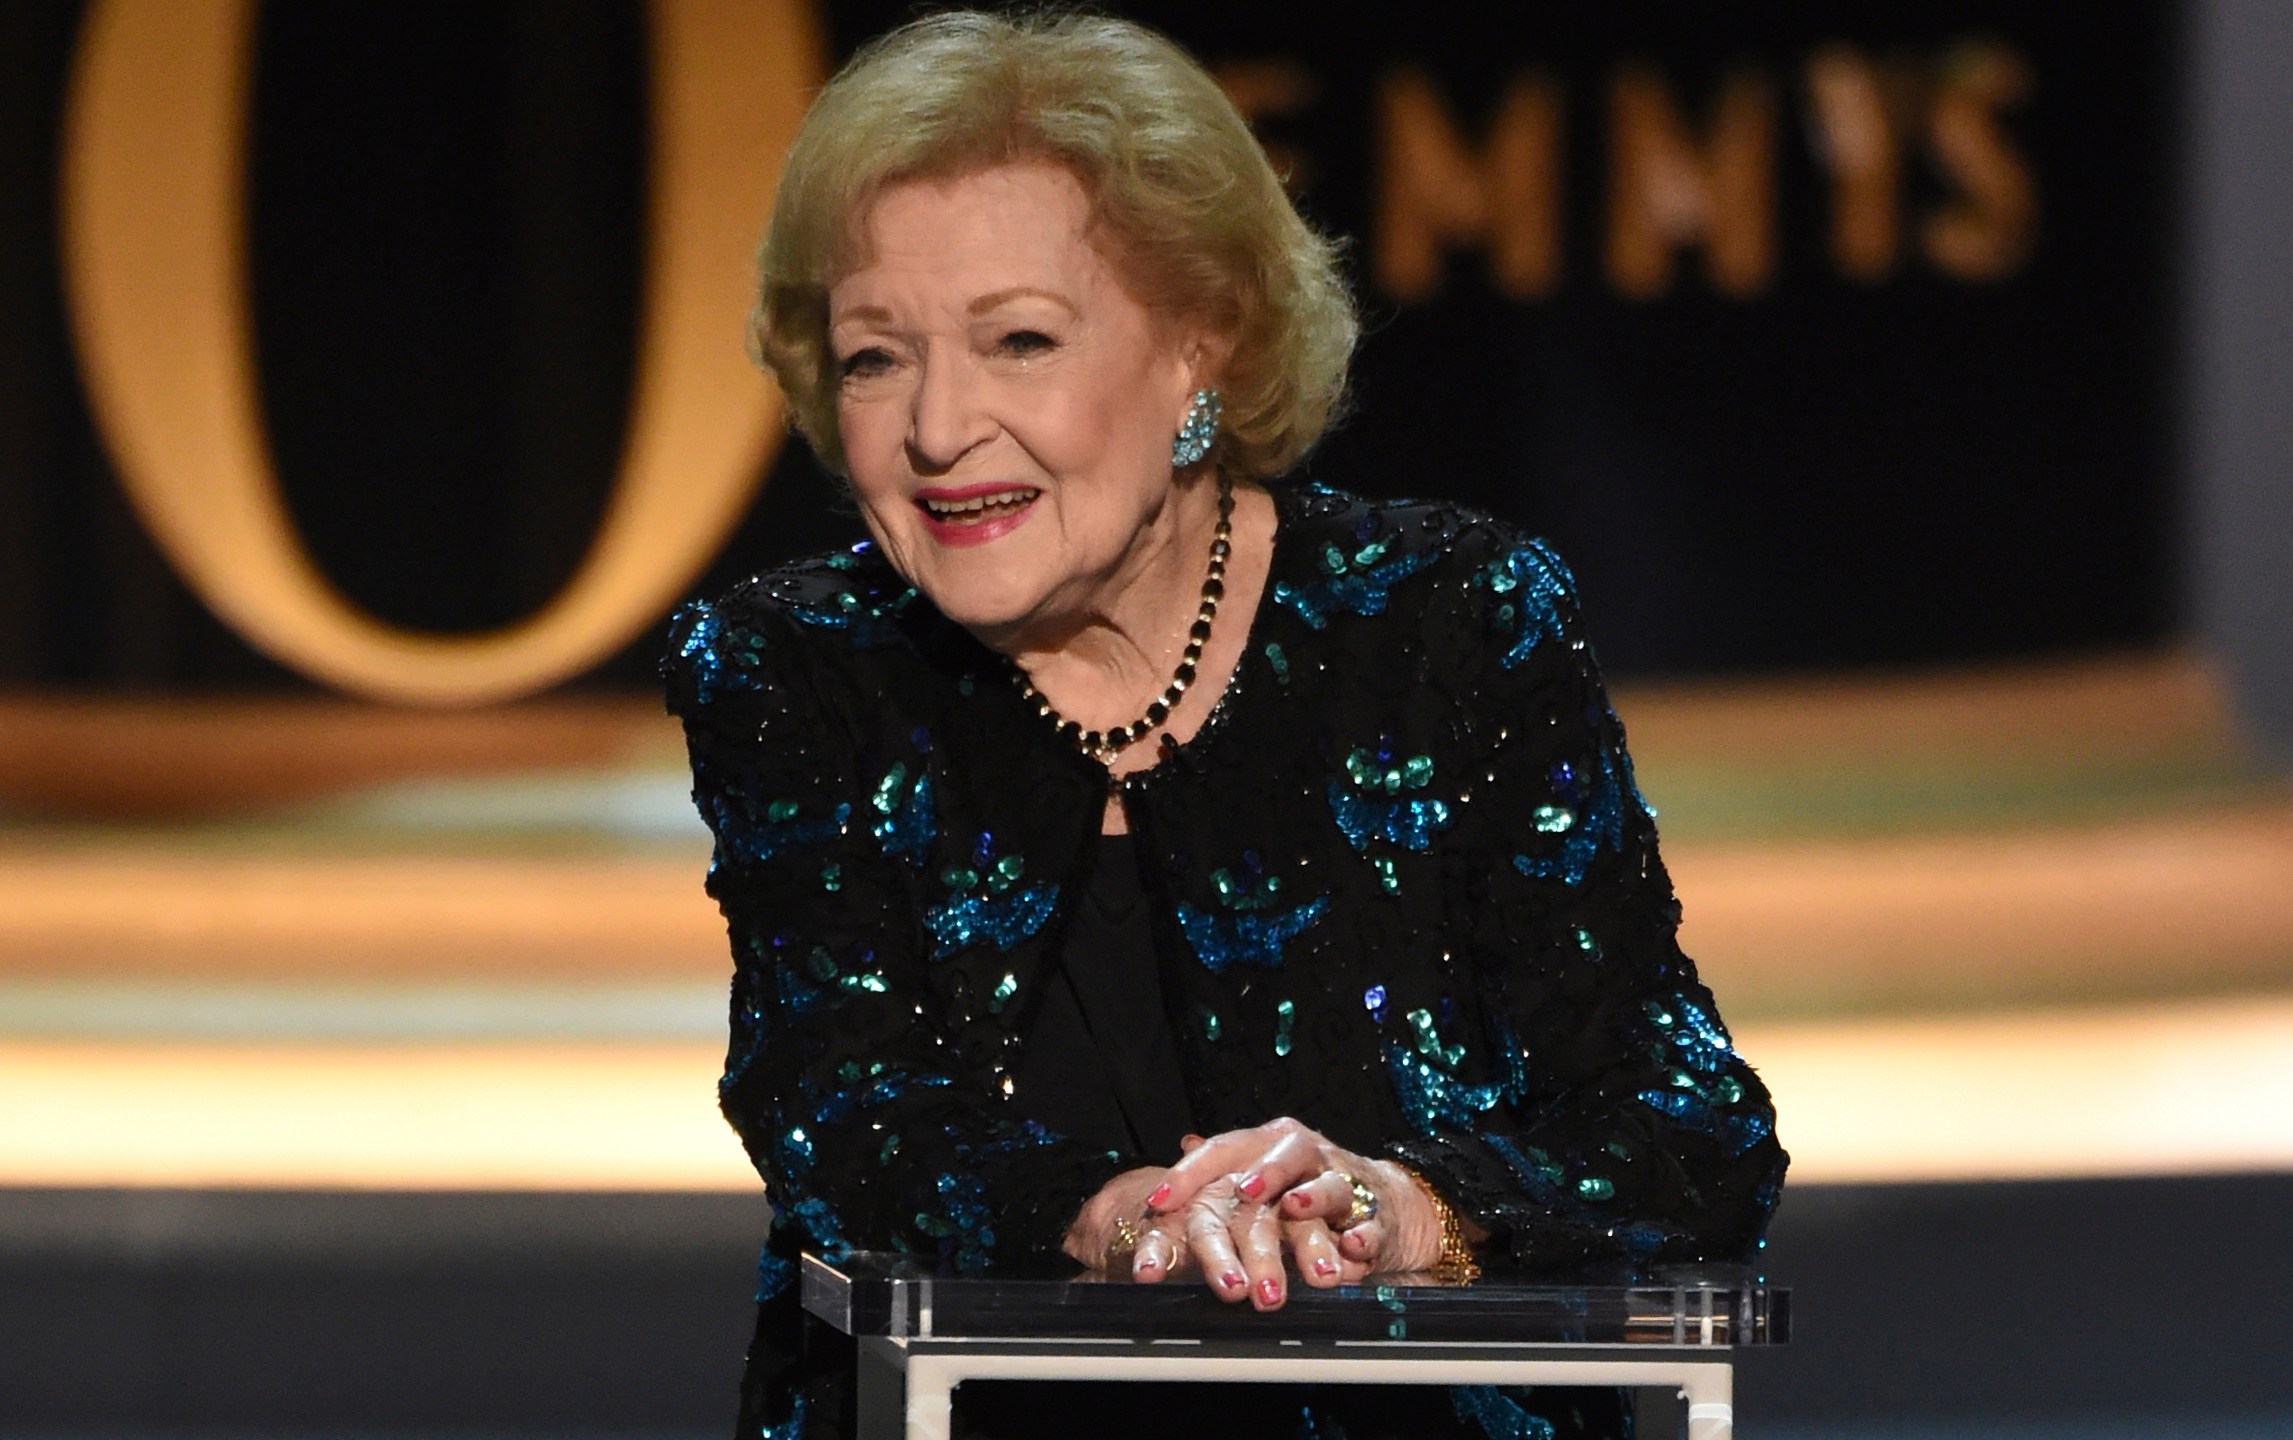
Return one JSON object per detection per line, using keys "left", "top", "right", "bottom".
{"left": 59, "top": 0, "right": 823, "bottom": 705}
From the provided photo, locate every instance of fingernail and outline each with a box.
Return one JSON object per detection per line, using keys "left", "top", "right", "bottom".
{"left": 1136, "top": 1257, "right": 1161, "bottom": 1277}
{"left": 1257, "top": 1278, "right": 1281, "bottom": 1305}
{"left": 1146, "top": 1184, "right": 1172, "bottom": 1210}
{"left": 1313, "top": 1257, "right": 1337, "bottom": 1276}
{"left": 1219, "top": 1270, "right": 1245, "bottom": 1291}
{"left": 1284, "top": 1189, "right": 1311, "bottom": 1211}
{"left": 1237, "top": 1173, "right": 1265, "bottom": 1199}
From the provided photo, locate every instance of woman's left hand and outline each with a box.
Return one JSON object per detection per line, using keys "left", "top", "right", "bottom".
{"left": 1142, "top": 1117, "right": 1444, "bottom": 1303}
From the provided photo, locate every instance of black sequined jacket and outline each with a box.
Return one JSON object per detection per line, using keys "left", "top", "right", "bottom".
{"left": 665, "top": 482, "right": 1787, "bottom": 1428}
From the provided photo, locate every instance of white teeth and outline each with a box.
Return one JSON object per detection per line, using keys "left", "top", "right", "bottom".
{"left": 920, "top": 488, "right": 1037, "bottom": 519}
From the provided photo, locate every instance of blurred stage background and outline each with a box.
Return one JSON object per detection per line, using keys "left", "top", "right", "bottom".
{"left": 2, "top": 1, "right": 2290, "bottom": 1437}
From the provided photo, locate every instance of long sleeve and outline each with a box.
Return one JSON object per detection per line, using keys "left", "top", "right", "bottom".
{"left": 1382, "top": 532, "right": 1788, "bottom": 1273}
{"left": 665, "top": 592, "right": 1127, "bottom": 1273}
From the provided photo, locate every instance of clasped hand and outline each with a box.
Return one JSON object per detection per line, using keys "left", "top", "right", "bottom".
{"left": 1062, "top": 1117, "right": 1441, "bottom": 1310}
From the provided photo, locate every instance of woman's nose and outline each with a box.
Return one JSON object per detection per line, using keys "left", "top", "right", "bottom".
{"left": 905, "top": 354, "right": 995, "bottom": 473}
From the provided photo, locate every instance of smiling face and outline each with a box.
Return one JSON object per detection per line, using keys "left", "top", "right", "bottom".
{"left": 827, "top": 161, "right": 1212, "bottom": 644}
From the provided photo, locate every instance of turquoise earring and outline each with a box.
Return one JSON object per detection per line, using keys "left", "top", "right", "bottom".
{"left": 1171, "top": 387, "right": 1222, "bottom": 468}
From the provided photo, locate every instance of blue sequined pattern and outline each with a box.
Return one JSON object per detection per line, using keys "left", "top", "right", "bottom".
{"left": 666, "top": 482, "right": 1786, "bottom": 1440}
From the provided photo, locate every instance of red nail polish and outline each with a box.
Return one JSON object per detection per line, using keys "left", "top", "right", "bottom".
{"left": 1220, "top": 1270, "right": 1245, "bottom": 1290}
{"left": 1313, "top": 1257, "right": 1336, "bottom": 1276}
{"left": 1146, "top": 1184, "right": 1172, "bottom": 1210}
{"left": 1257, "top": 1277, "right": 1281, "bottom": 1305}
{"left": 1238, "top": 1173, "right": 1265, "bottom": 1199}
{"left": 1284, "top": 1189, "right": 1311, "bottom": 1211}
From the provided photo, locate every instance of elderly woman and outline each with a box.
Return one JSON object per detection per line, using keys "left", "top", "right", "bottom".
{"left": 666, "top": 12, "right": 1785, "bottom": 1439}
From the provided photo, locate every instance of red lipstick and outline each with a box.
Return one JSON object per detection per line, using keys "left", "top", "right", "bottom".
{"left": 912, "top": 482, "right": 1041, "bottom": 548}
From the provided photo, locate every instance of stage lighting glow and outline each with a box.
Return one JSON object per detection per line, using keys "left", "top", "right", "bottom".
{"left": 3, "top": 997, "right": 2290, "bottom": 1190}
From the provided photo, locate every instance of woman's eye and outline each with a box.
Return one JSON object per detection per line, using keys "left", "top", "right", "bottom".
{"left": 838, "top": 347, "right": 893, "bottom": 380}
{"left": 998, "top": 329, "right": 1056, "bottom": 357}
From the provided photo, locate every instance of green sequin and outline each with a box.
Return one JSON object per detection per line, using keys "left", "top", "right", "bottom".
{"left": 841, "top": 972, "right": 888, "bottom": 993}
{"left": 1576, "top": 1176, "right": 1615, "bottom": 1201}
{"left": 1344, "top": 748, "right": 1434, "bottom": 795}
{"left": 767, "top": 799, "right": 800, "bottom": 823}
{"left": 1406, "top": 1007, "right": 1465, "bottom": 1067}
{"left": 1200, "top": 1007, "right": 1223, "bottom": 1042}
{"left": 1574, "top": 927, "right": 1600, "bottom": 953}
{"left": 1320, "top": 542, "right": 1349, "bottom": 575}
{"left": 805, "top": 947, "right": 838, "bottom": 981}
{"left": 995, "top": 855, "right": 1025, "bottom": 880}
{"left": 1207, "top": 867, "right": 1285, "bottom": 912}
{"left": 1354, "top": 537, "right": 1391, "bottom": 567}
{"left": 1374, "top": 855, "right": 1400, "bottom": 893}
{"left": 1265, "top": 642, "right": 1290, "bottom": 683}
{"left": 1274, "top": 998, "right": 1295, "bottom": 1057}
{"left": 871, "top": 762, "right": 908, "bottom": 816}
{"left": 879, "top": 1133, "right": 900, "bottom": 1162}
{"left": 820, "top": 863, "right": 842, "bottom": 892}
{"left": 941, "top": 866, "right": 979, "bottom": 889}
{"left": 1716, "top": 1075, "right": 1744, "bottom": 1105}
{"left": 1533, "top": 805, "right": 1575, "bottom": 833}
{"left": 988, "top": 972, "right": 1019, "bottom": 1015}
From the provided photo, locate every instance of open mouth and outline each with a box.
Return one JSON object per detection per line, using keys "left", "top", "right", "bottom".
{"left": 916, "top": 487, "right": 1040, "bottom": 525}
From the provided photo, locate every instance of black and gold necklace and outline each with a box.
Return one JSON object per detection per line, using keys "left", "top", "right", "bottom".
{"left": 1014, "top": 475, "right": 1234, "bottom": 766}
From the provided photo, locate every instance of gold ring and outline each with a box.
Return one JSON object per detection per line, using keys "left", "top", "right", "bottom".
{"left": 1334, "top": 1169, "right": 1380, "bottom": 1230}
{"left": 1108, "top": 1215, "right": 1142, "bottom": 1266}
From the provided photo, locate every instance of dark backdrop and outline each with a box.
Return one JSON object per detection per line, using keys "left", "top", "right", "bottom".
{"left": 0, "top": 1, "right": 2181, "bottom": 690}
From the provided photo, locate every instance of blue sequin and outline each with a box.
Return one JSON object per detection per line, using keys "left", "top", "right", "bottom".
{"left": 787, "top": 1195, "right": 851, "bottom": 1261}
{"left": 1479, "top": 541, "right": 1574, "bottom": 670}
{"left": 921, "top": 1169, "right": 999, "bottom": 1273}
{"left": 1638, "top": 1087, "right": 1715, "bottom": 1128}
{"left": 1482, "top": 1133, "right": 1575, "bottom": 1210}
{"left": 1363, "top": 983, "right": 1388, "bottom": 1020}
{"left": 1327, "top": 780, "right": 1453, "bottom": 853}
{"left": 1272, "top": 547, "right": 1436, "bottom": 629}
{"left": 1297, "top": 1402, "right": 1351, "bottom": 1440}
{"left": 775, "top": 576, "right": 916, "bottom": 647}
{"left": 1509, "top": 737, "right": 1642, "bottom": 886}
{"left": 804, "top": 1068, "right": 952, "bottom": 1130}
{"left": 753, "top": 1246, "right": 796, "bottom": 1303}
{"left": 667, "top": 602, "right": 735, "bottom": 704}
{"left": 709, "top": 792, "right": 851, "bottom": 868}
{"left": 870, "top": 762, "right": 936, "bottom": 863}
{"left": 756, "top": 1391, "right": 808, "bottom": 1440}
{"left": 722, "top": 971, "right": 771, "bottom": 1090}
{"left": 1726, "top": 1107, "right": 1776, "bottom": 1157}
{"left": 1656, "top": 993, "right": 1737, "bottom": 1074}
{"left": 1175, "top": 896, "right": 1329, "bottom": 972}
{"left": 1386, "top": 1042, "right": 1511, "bottom": 1133}
{"left": 777, "top": 1124, "right": 816, "bottom": 1178}
{"left": 1450, "top": 1385, "right": 1558, "bottom": 1440}
{"left": 925, "top": 883, "right": 1060, "bottom": 959}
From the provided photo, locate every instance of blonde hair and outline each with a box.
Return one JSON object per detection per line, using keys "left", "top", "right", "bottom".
{"left": 751, "top": 9, "right": 1357, "bottom": 478}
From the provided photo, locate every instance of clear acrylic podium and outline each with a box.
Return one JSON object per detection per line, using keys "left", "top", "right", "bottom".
{"left": 802, "top": 1252, "right": 1789, "bottom": 1440}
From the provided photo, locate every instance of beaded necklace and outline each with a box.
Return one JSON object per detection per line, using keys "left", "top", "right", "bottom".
{"left": 1013, "top": 474, "right": 1235, "bottom": 768}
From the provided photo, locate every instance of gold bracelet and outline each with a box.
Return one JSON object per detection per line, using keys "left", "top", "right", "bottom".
{"left": 1398, "top": 1164, "right": 1481, "bottom": 1284}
